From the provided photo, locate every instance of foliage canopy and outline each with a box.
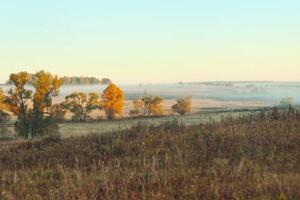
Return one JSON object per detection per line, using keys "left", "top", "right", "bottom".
{"left": 102, "top": 83, "right": 124, "bottom": 120}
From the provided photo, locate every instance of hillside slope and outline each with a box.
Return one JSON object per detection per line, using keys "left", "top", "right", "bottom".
{"left": 1, "top": 115, "right": 300, "bottom": 199}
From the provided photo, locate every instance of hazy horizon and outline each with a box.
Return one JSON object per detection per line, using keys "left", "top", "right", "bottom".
{"left": 1, "top": 1, "right": 300, "bottom": 83}
{"left": 2, "top": 77, "right": 300, "bottom": 85}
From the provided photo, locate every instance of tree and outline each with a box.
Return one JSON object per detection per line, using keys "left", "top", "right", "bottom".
{"left": 142, "top": 96, "right": 164, "bottom": 116}
{"left": 4, "top": 71, "right": 62, "bottom": 138}
{"left": 172, "top": 97, "right": 192, "bottom": 116}
{"left": 63, "top": 92, "right": 101, "bottom": 121}
{"left": 102, "top": 83, "right": 124, "bottom": 120}
{"left": 132, "top": 96, "right": 164, "bottom": 116}
{"left": 100, "top": 78, "right": 111, "bottom": 85}
{"left": 4, "top": 72, "right": 32, "bottom": 137}
{"left": 30, "top": 71, "right": 62, "bottom": 137}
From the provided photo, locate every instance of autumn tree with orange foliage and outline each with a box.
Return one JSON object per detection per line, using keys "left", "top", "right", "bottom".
{"left": 172, "top": 97, "right": 192, "bottom": 116}
{"left": 31, "top": 71, "right": 62, "bottom": 137}
{"left": 102, "top": 83, "right": 124, "bottom": 120}
{"left": 132, "top": 96, "right": 164, "bottom": 116}
{"left": 4, "top": 71, "right": 62, "bottom": 138}
{"left": 4, "top": 72, "right": 32, "bottom": 136}
{"left": 63, "top": 92, "right": 101, "bottom": 121}
{"left": 33, "top": 71, "right": 61, "bottom": 112}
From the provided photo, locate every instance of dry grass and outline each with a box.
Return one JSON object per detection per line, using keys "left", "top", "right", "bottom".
{"left": 0, "top": 112, "right": 300, "bottom": 199}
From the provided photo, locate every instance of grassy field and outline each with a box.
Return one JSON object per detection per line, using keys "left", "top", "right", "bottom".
{"left": 0, "top": 107, "right": 266, "bottom": 139}
{"left": 0, "top": 111, "right": 300, "bottom": 199}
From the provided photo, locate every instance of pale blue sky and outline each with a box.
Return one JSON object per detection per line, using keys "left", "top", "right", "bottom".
{"left": 0, "top": 0, "right": 299, "bottom": 83}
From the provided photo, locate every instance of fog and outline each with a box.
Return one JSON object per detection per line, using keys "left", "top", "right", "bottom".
{"left": 1, "top": 82, "right": 300, "bottom": 105}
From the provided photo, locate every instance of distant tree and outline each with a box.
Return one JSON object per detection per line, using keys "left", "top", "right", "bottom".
{"left": 64, "top": 92, "right": 101, "bottom": 121}
{"left": 100, "top": 78, "right": 112, "bottom": 85}
{"left": 172, "top": 97, "right": 192, "bottom": 116}
{"left": 4, "top": 71, "right": 62, "bottom": 138}
{"left": 7, "top": 75, "right": 110, "bottom": 85}
{"left": 132, "top": 96, "right": 164, "bottom": 116}
{"left": 142, "top": 96, "right": 164, "bottom": 116}
{"left": 102, "top": 83, "right": 124, "bottom": 120}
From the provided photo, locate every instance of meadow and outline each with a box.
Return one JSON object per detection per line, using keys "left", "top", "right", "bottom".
{"left": 0, "top": 107, "right": 263, "bottom": 139}
{"left": 0, "top": 110, "right": 300, "bottom": 199}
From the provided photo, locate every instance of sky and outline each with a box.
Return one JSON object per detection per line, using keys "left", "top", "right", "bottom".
{"left": 0, "top": 0, "right": 300, "bottom": 84}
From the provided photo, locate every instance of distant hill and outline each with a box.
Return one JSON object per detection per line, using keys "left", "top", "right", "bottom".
{"left": 6, "top": 75, "right": 111, "bottom": 85}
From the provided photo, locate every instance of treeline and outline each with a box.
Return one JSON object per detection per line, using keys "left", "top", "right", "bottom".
{"left": 6, "top": 74, "right": 111, "bottom": 85}
{"left": 60, "top": 76, "right": 111, "bottom": 85}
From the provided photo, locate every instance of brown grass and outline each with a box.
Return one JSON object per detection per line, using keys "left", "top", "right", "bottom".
{"left": 0, "top": 111, "right": 300, "bottom": 199}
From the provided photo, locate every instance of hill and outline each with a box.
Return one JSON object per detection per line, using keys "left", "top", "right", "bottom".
{"left": 0, "top": 113, "right": 299, "bottom": 199}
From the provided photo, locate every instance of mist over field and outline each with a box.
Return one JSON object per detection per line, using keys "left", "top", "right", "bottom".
{"left": 1, "top": 81, "right": 299, "bottom": 103}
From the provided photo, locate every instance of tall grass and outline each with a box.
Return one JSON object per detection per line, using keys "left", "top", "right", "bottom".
{"left": 0, "top": 111, "right": 300, "bottom": 199}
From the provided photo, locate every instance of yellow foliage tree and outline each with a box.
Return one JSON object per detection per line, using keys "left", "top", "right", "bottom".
{"left": 4, "top": 71, "right": 62, "bottom": 138}
{"left": 64, "top": 92, "right": 101, "bottom": 121}
{"left": 102, "top": 83, "right": 124, "bottom": 120}
{"left": 5, "top": 72, "right": 32, "bottom": 116}
{"left": 33, "top": 71, "right": 62, "bottom": 112}
{"left": 30, "top": 71, "right": 62, "bottom": 137}
{"left": 172, "top": 97, "right": 192, "bottom": 116}
{"left": 4, "top": 72, "right": 32, "bottom": 136}
{"left": 142, "top": 96, "right": 164, "bottom": 116}
{"left": 132, "top": 96, "right": 164, "bottom": 116}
